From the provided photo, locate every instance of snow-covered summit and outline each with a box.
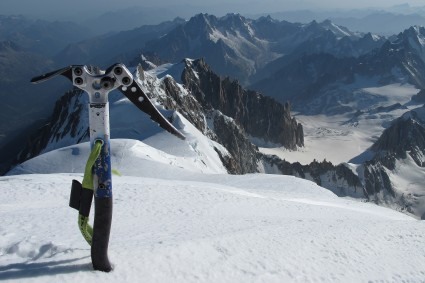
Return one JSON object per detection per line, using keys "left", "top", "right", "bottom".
{"left": 306, "top": 19, "right": 360, "bottom": 39}
{"left": 8, "top": 113, "right": 229, "bottom": 177}
{"left": 386, "top": 25, "right": 425, "bottom": 65}
{"left": 2, "top": 147, "right": 425, "bottom": 282}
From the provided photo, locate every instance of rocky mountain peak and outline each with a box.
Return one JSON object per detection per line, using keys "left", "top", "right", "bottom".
{"left": 220, "top": 13, "right": 250, "bottom": 31}
{"left": 404, "top": 25, "right": 425, "bottom": 38}
{"left": 390, "top": 26, "right": 425, "bottom": 56}
{"left": 371, "top": 113, "right": 425, "bottom": 167}
{"left": 316, "top": 19, "right": 357, "bottom": 39}
{"left": 184, "top": 13, "right": 216, "bottom": 36}
{"left": 181, "top": 58, "right": 304, "bottom": 149}
{"left": 362, "top": 32, "right": 383, "bottom": 42}
{"left": 256, "top": 15, "right": 276, "bottom": 23}
{"left": 411, "top": 89, "right": 425, "bottom": 103}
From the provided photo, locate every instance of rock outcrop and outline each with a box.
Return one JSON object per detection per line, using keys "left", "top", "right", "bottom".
{"left": 359, "top": 106, "right": 425, "bottom": 218}
{"left": 260, "top": 154, "right": 364, "bottom": 198}
{"left": 181, "top": 58, "right": 304, "bottom": 149}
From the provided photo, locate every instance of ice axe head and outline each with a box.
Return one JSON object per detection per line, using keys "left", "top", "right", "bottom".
{"left": 31, "top": 63, "right": 186, "bottom": 140}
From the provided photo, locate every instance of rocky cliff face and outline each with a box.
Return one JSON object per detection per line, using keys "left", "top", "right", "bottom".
{"left": 14, "top": 89, "right": 88, "bottom": 166}
{"left": 359, "top": 106, "right": 425, "bottom": 219}
{"left": 411, "top": 89, "right": 425, "bottom": 103}
{"left": 181, "top": 59, "right": 304, "bottom": 149}
{"left": 13, "top": 59, "right": 291, "bottom": 176}
{"left": 371, "top": 117, "right": 425, "bottom": 167}
{"left": 259, "top": 154, "right": 364, "bottom": 198}
{"left": 141, "top": 66, "right": 260, "bottom": 174}
{"left": 208, "top": 110, "right": 259, "bottom": 174}
{"left": 146, "top": 61, "right": 364, "bottom": 189}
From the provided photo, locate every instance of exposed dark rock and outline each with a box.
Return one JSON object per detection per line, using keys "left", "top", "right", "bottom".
{"left": 363, "top": 161, "right": 395, "bottom": 198}
{"left": 356, "top": 107, "right": 425, "bottom": 218}
{"left": 411, "top": 89, "right": 425, "bottom": 103}
{"left": 182, "top": 58, "right": 304, "bottom": 149}
{"left": 151, "top": 75, "right": 259, "bottom": 174}
{"left": 160, "top": 76, "right": 206, "bottom": 132}
{"left": 14, "top": 89, "right": 88, "bottom": 166}
{"left": 210, "top": 111, "right": 259, "bottom": 174}
{"left": 260, "top": 154, "right": 364, "bottom": 197}
{"left": 372, "top": 117, "right": 425, "bottom": 167}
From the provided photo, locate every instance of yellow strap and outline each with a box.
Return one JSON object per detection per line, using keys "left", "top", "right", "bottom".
{"left": 82, "top": 140, "right": 103, "bottom": 189}
{"left": 78, "top": 214, "right": 93, "bottom": 246}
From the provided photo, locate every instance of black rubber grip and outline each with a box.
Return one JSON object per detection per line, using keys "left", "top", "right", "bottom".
{"left": 79, "top": 188, "right": 94, "bottom": 217}
{"left": 91, "top": 197, "right": 113, "bottom": 272}
{"left": 69, "top": 180, "right": 94, "bottom": 217}
{"left": 69, "top": 180, "right": 82, "bottom": 210}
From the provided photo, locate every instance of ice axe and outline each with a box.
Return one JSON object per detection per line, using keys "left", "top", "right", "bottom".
{"left": 31, "top": 63, "right": 185, "bottom": 272}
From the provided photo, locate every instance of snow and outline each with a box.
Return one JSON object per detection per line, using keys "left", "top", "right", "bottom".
{"left": 260, "top": 81, "right": 421, "bottom": 165}
{"left": 146, "top": 62, "right": 186, "bottom": 84}
{"left": 2, "top": 166, "right": 425, "bottom": 282}
{"left": 8, "top": 116, "right": 228, "bottom": 177}
{"left": 387, "top": 155, "right": 425, "bottom": 217}
{"left": 3, "top": 102, "right": 425, "bottom": 282}
{"left": 207, "top": 26, "right": 276, "bottom": 77}
{"left": 322, "top": 21, "right": 353, "bottom": 39}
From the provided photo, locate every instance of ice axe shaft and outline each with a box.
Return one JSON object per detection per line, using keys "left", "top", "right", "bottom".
{"left": 31, "top": 63, "right": 185, "bottom": 272}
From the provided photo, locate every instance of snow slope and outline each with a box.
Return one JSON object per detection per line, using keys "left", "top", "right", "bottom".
{"left": 2, "top": 139, "right": 425, "bottom": 282}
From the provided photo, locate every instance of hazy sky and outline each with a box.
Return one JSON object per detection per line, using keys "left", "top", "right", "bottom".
{"left": 1, "top": 0, "right": 425, "bottom": 20}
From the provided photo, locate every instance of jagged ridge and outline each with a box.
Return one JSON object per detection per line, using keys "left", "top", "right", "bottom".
{"left": 181, "top": 58, "right": 304, "bottom": 149}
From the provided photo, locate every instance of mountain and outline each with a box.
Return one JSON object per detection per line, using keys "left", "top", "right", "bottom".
{"left": 141, "top": 14, "right": 384, "bottom": 85}
{"left": 0, "top": 17, "right": 184, "bottom": 171}
{"left": 353, "top": 105, "right": 425, "bottom": 219}
{"left": 2, "top": 14, "right": 424, "bottom": 219}
{"left": 251, "top": 25, "right": 425, "bottom": 114}
{"left": 55, "top": 18, "right": 185, "bottom": 67}
{"left": 249, "top": 25, "right": 425, "bottom": 218}
{"left": 0, "top": 15, "right": 93, "bottom": 56}
{"left": 249, "top": 20, "right": 386, "bottom": 83}
{"left": 179, "top": 59, "right": 304, "bottom": 148}
{"left": 0, "top": 14, "right": 99, "bottom": 172}
{"left": 7, "top": 51, "right": 425, "bottom": 219}
{"left": 6, "top": 59, "right": 368, "bottom": 211}
{"left": 10, "top": 59, "right": 302, "bottom": 174}
{"left": 0, "top": 13, "right": 383, "bottom": 160}
{"left": 0, "top": 40, "right": 55, "bottom": 147}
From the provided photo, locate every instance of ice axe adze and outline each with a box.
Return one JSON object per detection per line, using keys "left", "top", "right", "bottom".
{"left": 31, "top": 63, "right": 185, "bottom": 272}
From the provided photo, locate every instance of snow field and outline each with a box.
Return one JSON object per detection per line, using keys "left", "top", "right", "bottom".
{"left": 1, "top": 173, "right": 425, "bottom": 282}
{"left": 261, "top": 82, "right": 421, "bottom": 165}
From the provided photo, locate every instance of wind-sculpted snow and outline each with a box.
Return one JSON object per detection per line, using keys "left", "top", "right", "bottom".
{"left": 1, "top": 173, "right": 424, "bottom": 282}
{"left": 8, "top": 132, "right": 228, "bottom": 177}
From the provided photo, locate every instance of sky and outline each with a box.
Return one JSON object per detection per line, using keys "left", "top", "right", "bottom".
{"left": 1, "top": 0, "right": 425, "bottom": 20}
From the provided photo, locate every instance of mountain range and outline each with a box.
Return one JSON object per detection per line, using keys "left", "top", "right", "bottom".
{"left": 1, "top": 13, "right": 425, "bottom": 219}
